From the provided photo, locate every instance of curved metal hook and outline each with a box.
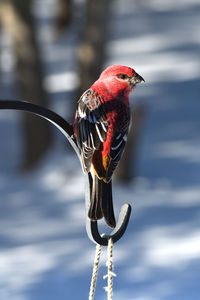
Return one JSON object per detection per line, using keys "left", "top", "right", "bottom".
{"left": 0, "top": 99, "right": 79, "bottom": 156}
{"left": 86, "top": 205, "right": 131, "bottom": 245}
{"left": 0, "top": 99, "right": 132, "bottom": 245}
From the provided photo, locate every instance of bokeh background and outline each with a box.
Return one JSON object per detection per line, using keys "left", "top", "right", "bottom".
{"left": 0, "top": 0, "right": 200, "bottom": 299}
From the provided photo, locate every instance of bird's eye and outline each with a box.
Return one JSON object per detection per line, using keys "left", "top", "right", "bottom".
{"left": 117, "top": 74, "right": 129, "bottom": 80}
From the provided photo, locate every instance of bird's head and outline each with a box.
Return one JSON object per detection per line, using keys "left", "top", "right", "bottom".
{"left": 93, "top": 65, "right": 144, "bottom": 101}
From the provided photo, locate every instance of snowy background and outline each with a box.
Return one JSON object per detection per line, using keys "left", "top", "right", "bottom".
{"left": 0, "top": 0, "right": 200, "bottom": 299}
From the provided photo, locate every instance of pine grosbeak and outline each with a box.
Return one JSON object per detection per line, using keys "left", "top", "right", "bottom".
{"left": 74, "top": 65, "right": 144, "bottom": 227}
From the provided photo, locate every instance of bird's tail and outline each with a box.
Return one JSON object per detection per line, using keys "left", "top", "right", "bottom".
{"left": 88, "top": 173, "right": 116, "bottom": 228}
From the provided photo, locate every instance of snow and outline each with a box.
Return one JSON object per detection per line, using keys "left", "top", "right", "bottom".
{"left": 0, "top": 0, "right": 200, "bottom": 299}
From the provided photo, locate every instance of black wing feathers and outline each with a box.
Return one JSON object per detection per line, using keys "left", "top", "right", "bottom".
{"left": 105, "top": 132, "right": 128, "bottom": 182}
{"left": 75, "top": 89, "right": 108, "bottom": 173}
{"left": 88, "top": 174, "right": 116, "bottom": 228}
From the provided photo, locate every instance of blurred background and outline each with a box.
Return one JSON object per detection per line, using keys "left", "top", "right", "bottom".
{"left": 0, "top": 0, "right": 200, "bottom": 299}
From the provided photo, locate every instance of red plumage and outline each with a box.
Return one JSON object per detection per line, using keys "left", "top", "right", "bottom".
{"left": 74, "top": 65, "right": 144, "bottom": 227}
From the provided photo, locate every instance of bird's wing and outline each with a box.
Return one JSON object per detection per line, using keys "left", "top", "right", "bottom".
{"left": 105, "top": 131, "right": 127, "bottom": 182}
{"left": 75, "top": 89, "right": 108, "bottom": 173}
{"left": 105, "top": 102, "right": 131, "bottom": 182}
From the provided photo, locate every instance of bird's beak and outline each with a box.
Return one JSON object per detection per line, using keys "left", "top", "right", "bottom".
{"left": 130, "top": 72, "right": 145, "bottom": 86}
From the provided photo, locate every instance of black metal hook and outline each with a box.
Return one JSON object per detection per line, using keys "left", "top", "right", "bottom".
{"left": 0, "top": 99, "right": 132, "bottom": 245}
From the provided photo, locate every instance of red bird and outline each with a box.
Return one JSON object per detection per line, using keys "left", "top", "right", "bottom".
{"left": 74, "top": 65, "right": 144, "bottom": 228}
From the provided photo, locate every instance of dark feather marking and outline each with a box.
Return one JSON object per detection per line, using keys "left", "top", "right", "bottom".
{"left": 105, "top": 133, "right": 127, "bottom": 182}
{"left": 75, "top": 89, "right": 109, "bottom": 173}
{"left": 88, "top": 175, "right": 103, "bottom": 220}
{"left": 88, "top": 175, "right": 116, "bottom": 228}
{"left": 101, "top": 180, "right": 116, "bottom": 228}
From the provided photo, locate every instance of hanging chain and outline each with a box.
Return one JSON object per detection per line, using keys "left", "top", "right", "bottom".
{"left": 89, "top": 238, "right": 116, "bottom": 300}
{"left": 107, "top": 238, "right": 114, "bottom": 300}
{"left": 89, "top": 243, "right": 102, "bottom": 300}
{"left": 103, "top": 238, "right": 116, "bottom": 300}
